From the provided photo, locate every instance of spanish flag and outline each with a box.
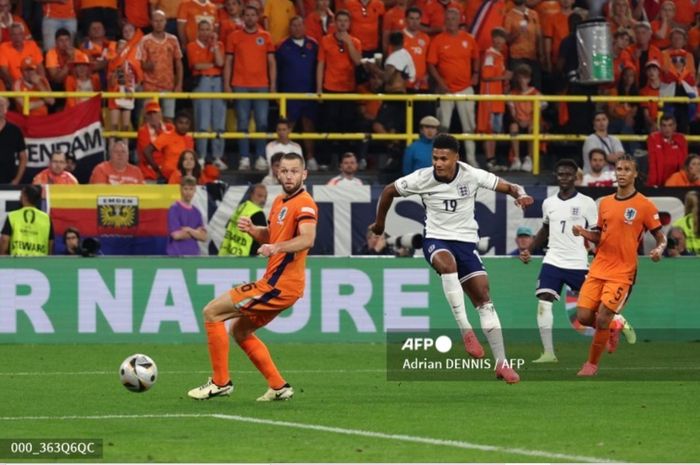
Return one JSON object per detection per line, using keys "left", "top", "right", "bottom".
{"left": 48, "top": 185, "right": 180, "bottom": 255}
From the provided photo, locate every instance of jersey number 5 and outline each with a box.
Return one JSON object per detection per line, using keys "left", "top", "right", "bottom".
{"left": 443, "top": 199, "right": 457, "bottom": 212}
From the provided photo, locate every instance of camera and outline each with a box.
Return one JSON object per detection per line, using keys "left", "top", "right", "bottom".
{"left": 394, "top": 233, "right": 422, "bottom": 250}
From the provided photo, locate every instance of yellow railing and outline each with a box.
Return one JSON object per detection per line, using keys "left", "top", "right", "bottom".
{"left": 3, "top": 90, "right": 700, "bottom": 174}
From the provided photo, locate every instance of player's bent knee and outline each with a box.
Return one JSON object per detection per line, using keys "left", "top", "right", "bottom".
{"left": 595, "top": 307, "right": 615, "bottom": 328}
{"left": 202, "top": 293, "right": 236, "bottom": 322}
{"left": 577, "top": 308, "right": 595, "bottom": 326}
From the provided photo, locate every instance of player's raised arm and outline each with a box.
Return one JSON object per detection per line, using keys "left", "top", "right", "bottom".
{"left": 238, "top": 216, "right": 270, "bottom": 245}
{"left": 370, "top": 183, "right": 401, "bottom": 235}
{"left": 649, "top": 227, "right": 667, "bottom": 262}
{"left": 259, "top": 222, "right": 316, "bottom": 257}
{"left": 494, "top": 179, "right": 534, "bottom": 209}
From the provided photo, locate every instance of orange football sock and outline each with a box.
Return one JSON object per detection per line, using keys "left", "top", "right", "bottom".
{"left": 239, "top": 334, "right": 285, "bottom": 389}
{"left": 588, "top": 328, "right": 610, "bottom": 366}
{"left": 205, "top": 321, "right": 230, "bottom": 386}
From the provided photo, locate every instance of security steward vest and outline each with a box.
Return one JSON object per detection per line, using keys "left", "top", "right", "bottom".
{"left": 8, "top": 207, "right": 51, "bottom": 256}
{"left": 677, "top": 214, "right": 700, "bottom": 255}
{"left": 220, "top": 200, "right": 263, "bottom": 256}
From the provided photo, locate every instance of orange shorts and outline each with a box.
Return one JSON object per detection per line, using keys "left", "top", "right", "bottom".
{"left": 228, "top": 280, "right": 298, "bottom": 328}
{"left": 577, "top": 276, "right": 631, "bottom": 313}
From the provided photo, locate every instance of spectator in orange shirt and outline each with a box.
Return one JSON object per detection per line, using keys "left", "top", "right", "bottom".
{"left": 427, "top": 8, "right": 479, "bottom": 166}
{"left": 178, "top": 0, "right": 218, "bottom": 46}
{"left": 64, "top": 53, "right": 101, "bottom": 108}
{"left": 403, "top": 7, "right": 432, "bottom": 125}
{"left": 80, "top": 20, "right": 117, "bottom": 77}
{"left": 137, "top": 10, "right": 184, "bottom": 120}
{"left": 219, "top": 0, "right": 244, "bottom": 45}
{"left": 0, "top": 0, "right": 31, "bottom": 44}
{"left": 151, "top": 0, "right": 182, "bottom": 36}
{"left": 78, "top": 0, "right": 119, "bottom": 40}
{"left": 124, "top": 0, "right": 151, "bottom": 31}
{"left": 144, "top": 111, "right": 194, "bottom": 179}
{"left": 0, "top": 23, "right": 44, "bottom": 88}
{"left": 507, "top": 64, "right": 545, "bottom": 172}
{"left": 543, "top": 0, "right": 573, "bottom": 75}
{"left": 478, "top": 27, "right": 512, "bottom": 171}
{"left": 628, "top": 21, "right": 663, "bottom": 88}
{"left": 639, "top": 61, "right": 661, "bottom": 133}
{"left": 422, "top": 0, "right": 465, "bottom": 36}
{"left": 651, "top": 0, "right": 680, "bottom": 50}
{"left": 608, "top": 0, "right": 637, "bottom": 35}
{"left": 383, "top": 0, "right": 407, "bottom": 52}
{"left": 665, "top": 153, "right": 700, "bottom": 186}
{"left": 41, "top": 0, "right": 77, "bottom": 51}
{"left": 106, "top": 23, "right": 143, "bottom": 133}
{"left": 304, "top": 0, "right": 335, "bottom": 44}
{"left": 45, "top": 28, "right": 87, "bottom": 89}
{"left": 317, "top": 10, "right": 363, "bottom": 165}
{"left": 32, "top": 150, "right": 79, "bottom": 185}
{"left": 188, "top": 20, "right": 227, "bottom": 170}
{"left": 505, "top": 0, "right": 544, "bottom": 90}
{"left": 347, "top": 0, "right": 384, "bottom": 56}
{"left": 662, "top": 28, "right": 695, "bottom": 133}
{"left": 13, "top": 57, "right": 54, "bottom": 116}
{"left": 137, "top": 100, "right": 173, "bottom": 180}
{"left": 225, "top": 5, "right": 276, "bottom": 171}
{"left": 90, "top": 139, "right": 146, "bottom": 185}
{"left": 168, "top": 149, "right": 206, "bottom": 185}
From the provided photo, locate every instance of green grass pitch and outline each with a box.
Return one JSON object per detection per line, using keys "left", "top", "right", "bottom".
{"left": 1, "top": 342, "right": 699, "bottom": 462}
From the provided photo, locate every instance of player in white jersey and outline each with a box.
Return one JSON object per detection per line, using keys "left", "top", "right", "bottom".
{"left": 370, "top": 134, "right": 534, "bottom": 384}
{"left": 520, "top": 160, "right": 636, "bottom": 362}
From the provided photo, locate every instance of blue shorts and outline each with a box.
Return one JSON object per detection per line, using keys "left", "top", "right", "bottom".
{"left": 536, "top": 263, "right": 587, "bottom": 300}
{"left": 423, "top": 239, "right": 487, "bottom": 283}
{"left": 287, "top": 101, "right": 318, "bottom": 123}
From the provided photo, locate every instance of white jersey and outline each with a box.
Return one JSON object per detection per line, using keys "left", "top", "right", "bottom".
{"left": 542, "top": 192, "right": 598, "bottom": 270}
{"left": 394, "top": 161, "right": 498, "bottom": 242}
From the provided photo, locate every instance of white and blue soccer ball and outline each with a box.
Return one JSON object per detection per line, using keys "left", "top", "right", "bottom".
{"left": 119, "top": 354, "right": 158, "bottom": 393}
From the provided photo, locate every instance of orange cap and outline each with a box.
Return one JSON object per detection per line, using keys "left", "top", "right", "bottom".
{"left": 145, "top": 100, "right": 161, "bottom": 113}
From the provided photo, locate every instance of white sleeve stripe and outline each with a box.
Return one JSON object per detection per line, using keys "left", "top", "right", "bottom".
{"left": 301, "top": 206, "right": 316, "bottom": 215}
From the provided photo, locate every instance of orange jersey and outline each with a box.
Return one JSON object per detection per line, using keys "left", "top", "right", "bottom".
{"left": 187, "top": 40, "right": 224, "bottom": 76}
{"left": 304, "top": 11, "right": 335, "bottom": 44}
{"left": 426, "top": 30, "right": 479, "bottom": 92}
{"left": 137, "top": 121, "right": 173, "bottom": 180}
{"left": 64, "top": 74, "right": 101, "bottom": 108}
{"left": 0, "top": 41, "right": 43, "bottom": 82}
{"left": 124, "top": 0, "right": 151, "bottom": 28}
{"left": 477, "top": 46, "right": 506, "bottom": 132}
{"left": 79, "top": 0, "right": 117, "bottom": 8}
{"left": 178, "top": 0, "right": 219, "bottom": 44}
{"left": 219, "top": 12, "right": 243, "bottom": 45}
{"left": 33, "top": 169, "right": 78, "bottom": 185}
{"left": 318, "top": 33, "right": 362, "bottom": 91}
{"left": 226, "top": 28, "right": 274, "bottom": 87}
{"left": 504, "top": 7, "right": 541, "bottom": 60}
{"left": 675, "top": 0, "right": 695, "bottom": 26}
{"left": 152, "top": 130, "right": 195, "bottom": 178}
{"left": 89, "top": 162, "right": 145, "bottom": 184}
{"left": 640, "top": 84, "right": 660, "bottom": 121}
{"left": 589, "top": 192, "right": 662, "bottom": 285}
{"left": 384, "top": 6, "right": 406, "bottom": 33}
{"left": 0, "top": 17, "right": 31, "bottom": 43}
{"left": 43, "top": 0, "right": 76, "bottom": 19}
{"left": 403, "top": 29, "right": 430, "bottom": 90}
{"left": 346, "top": 0, "right": 385, "bottom": 51}
{"left": 422, "top": 1, "right": 465, "bottom": 32}
{"left": 263, "top": 189, "right": 318, "bottom": 297}
{"left": 542, "top": 10, "right": 569, "bottom": 64}
{"left": 509, "top": 86, "right": 540, "bottom": 126}
{"left": 13, "top": 78, "right": 51, "bottom": 116}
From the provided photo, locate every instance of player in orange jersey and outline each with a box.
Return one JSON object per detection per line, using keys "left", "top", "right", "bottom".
{"left": 188, "top": 152, "right": 318, "bottom": 401}
{"left": 572, "top": 155, "right": 667, "bottom": 377}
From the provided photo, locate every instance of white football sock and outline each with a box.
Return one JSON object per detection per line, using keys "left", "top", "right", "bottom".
{"left": 441, "top": 273, "right": 472, "bottom": 332}
{"left": 537, "top": 300, "right": 554, "bottom": 354}
{"left": 477, "top": 302, "right": 506, "bottom": 363}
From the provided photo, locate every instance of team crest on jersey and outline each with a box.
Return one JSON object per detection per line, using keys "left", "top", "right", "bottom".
{"left": 624, "top": 207, "right": 637, "bottom": 223}
{"left": 571, "top": 207, "right": 580, "bottom": 217}
{"left": 428, "top": 244, "right": 435, "bottom": 253}
{"left": 400, "top": 180, "right": 408, "bottom": 190}
{"left": 256, "top": 37, "right": 264, "bottom": 46}
{"left": 461, "top": 40, "right": 468, "bottom": 48}
{"left": 418, "top": 39, "right": 426, "bottom": 47}
{"left": 277, "top": 206, "right": 288, "bottom": 224}
{"left": 457, "top": 184, "right": 469, "bottom": 197}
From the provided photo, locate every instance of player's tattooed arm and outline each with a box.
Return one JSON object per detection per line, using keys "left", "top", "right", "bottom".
{"left": 495, "top": 179, "right": 534, "bottom": 209}
{"left": 572, "top": 225, "right": 601, "bottom": 244}
{"left": 370, "top": 183, "right": 401, "bottom": 235}
{"left": 650, "top": 228, "right": 667, "bottom": 262}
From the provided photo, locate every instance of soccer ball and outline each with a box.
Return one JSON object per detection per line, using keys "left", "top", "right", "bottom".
{"left": 119, "top": 354, "right": 158, "bottom": 393}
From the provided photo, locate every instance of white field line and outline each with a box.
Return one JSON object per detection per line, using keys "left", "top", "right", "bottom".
{"left": 0, "top": 366, "right": 695, "bottom": 376}
{"left": 0, "top": 413, "right": 617, "bottom": 463}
